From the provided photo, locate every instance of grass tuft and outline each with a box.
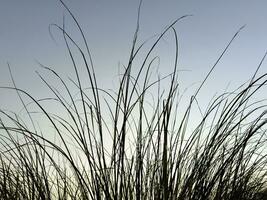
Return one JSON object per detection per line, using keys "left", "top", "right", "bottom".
{"left": 1, "top": 1, "right": 267, "bottom": 200}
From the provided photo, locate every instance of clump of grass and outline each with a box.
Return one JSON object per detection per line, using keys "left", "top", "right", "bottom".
{"left": 1, "top": 1, "right": 267, "bottom": 199}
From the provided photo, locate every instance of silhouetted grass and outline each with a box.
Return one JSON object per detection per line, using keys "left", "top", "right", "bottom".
{"left": 1, "top": 1, "right": 267, "bottom": 199}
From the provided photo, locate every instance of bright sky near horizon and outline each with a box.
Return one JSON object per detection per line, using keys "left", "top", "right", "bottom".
{"left": 0, "top": 0, "right": 267, "bottom": 112}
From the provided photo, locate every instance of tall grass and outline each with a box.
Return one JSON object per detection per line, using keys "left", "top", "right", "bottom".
{"left": 1, "top": 1, "right": 267, "bottom": 199}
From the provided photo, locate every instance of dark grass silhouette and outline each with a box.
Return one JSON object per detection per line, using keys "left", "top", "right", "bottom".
{"left": 1, "top": 1, "right": 267, "bottom": 199}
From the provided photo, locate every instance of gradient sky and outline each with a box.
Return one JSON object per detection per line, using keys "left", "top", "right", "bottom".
{"left": 1, "top": 0, "right": 267, "bottom": 112}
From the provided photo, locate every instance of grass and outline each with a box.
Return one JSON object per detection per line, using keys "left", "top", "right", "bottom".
{"left": 1, "top": 1, "right": 267, "bottom": 199}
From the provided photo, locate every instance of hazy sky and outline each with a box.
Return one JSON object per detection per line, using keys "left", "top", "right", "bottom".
{"left": 1, "top": 0, "right": 267, "bottom": 112}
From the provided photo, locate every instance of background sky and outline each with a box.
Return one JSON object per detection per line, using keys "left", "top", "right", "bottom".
{"left": 0, "top": 0, "right": 267, "bottom": 114}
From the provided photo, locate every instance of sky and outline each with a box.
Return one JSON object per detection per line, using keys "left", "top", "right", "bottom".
{"left": 0, "top": 0, "right": 267, "bottom": 114}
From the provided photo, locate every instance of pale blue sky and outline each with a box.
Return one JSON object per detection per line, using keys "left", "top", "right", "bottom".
{"left": 1, "top": 0, "right": 267, "bottom": 111}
